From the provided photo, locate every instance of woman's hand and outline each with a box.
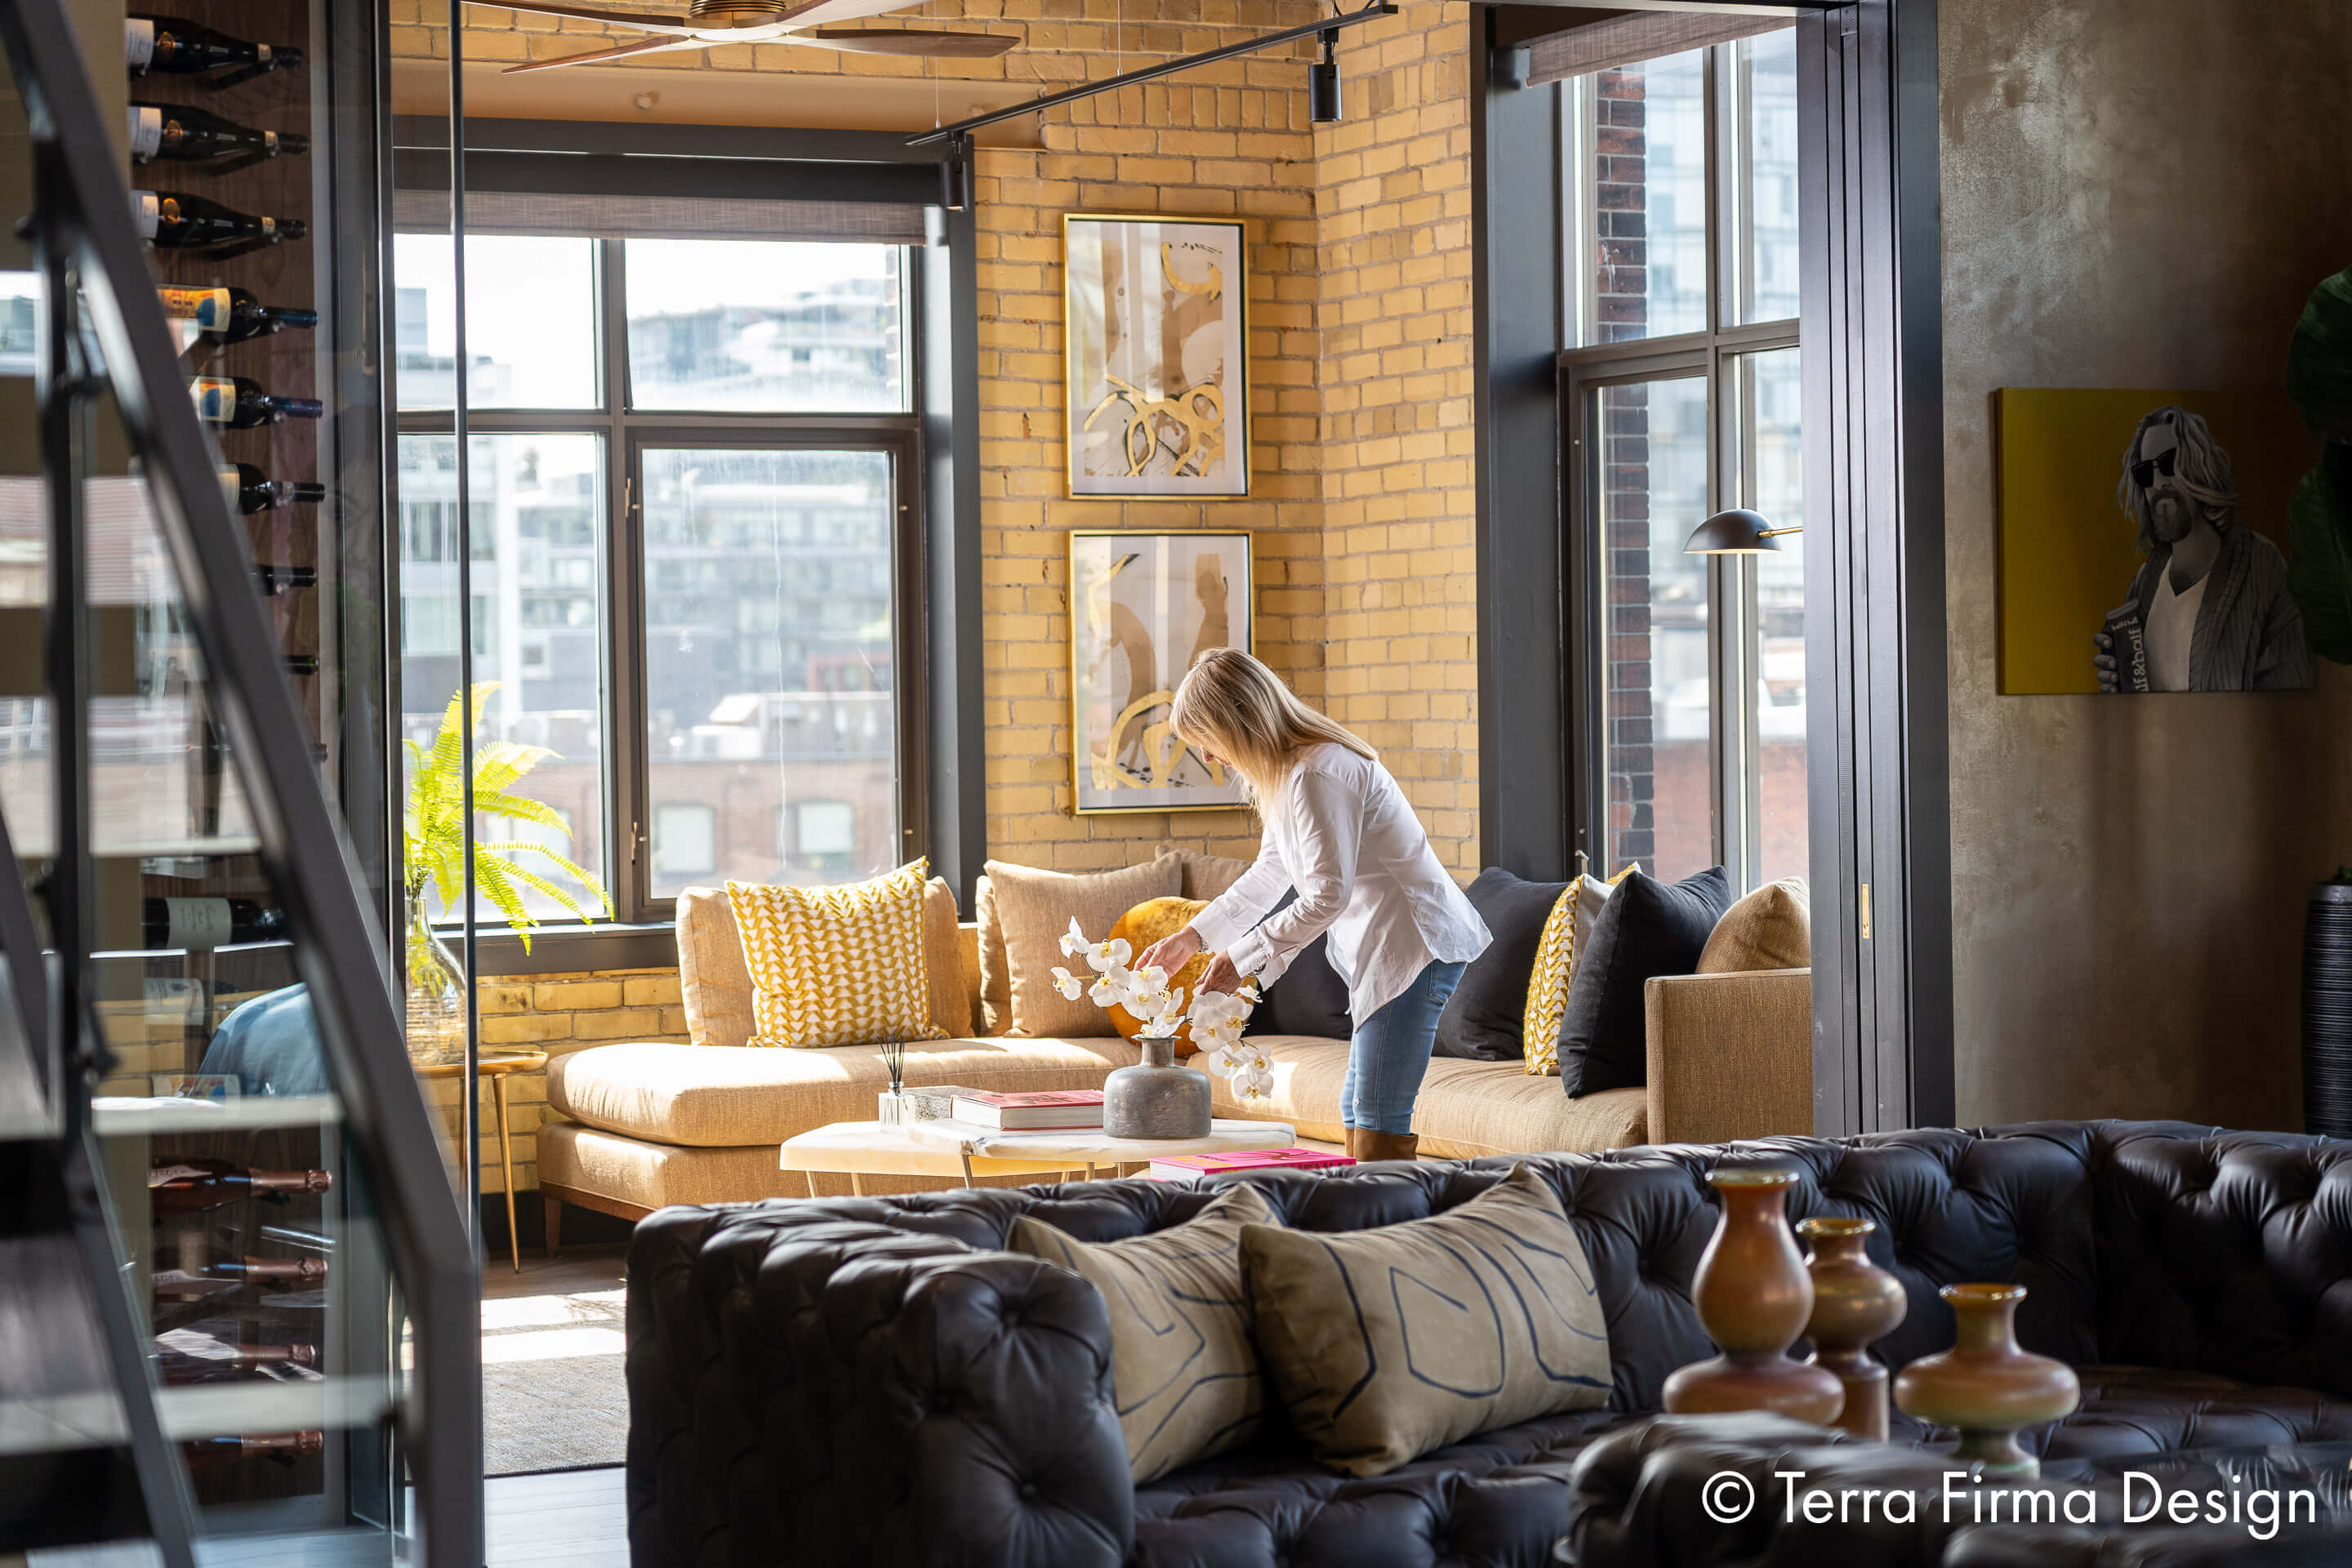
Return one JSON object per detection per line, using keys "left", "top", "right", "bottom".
{"left": 1196, "top": 951, "right": 1243, "bottom": 995}
{"left": 1136, "top": 925, "right": 1203, "bottom": 976}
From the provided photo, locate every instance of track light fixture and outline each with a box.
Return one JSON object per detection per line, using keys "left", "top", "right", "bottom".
{"left": 941, "top": 133, "right": 972, "bottom": 212}
{"left": 1309, "top": 28, "right": 1342, "bottom": 124}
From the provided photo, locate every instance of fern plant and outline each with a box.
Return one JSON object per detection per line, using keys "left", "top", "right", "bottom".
{"left": 403, "top": 683, "right": 612, "bottom": 952}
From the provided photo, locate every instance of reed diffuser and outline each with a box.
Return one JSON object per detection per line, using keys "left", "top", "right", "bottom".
{"left": 877, "top": 1036, "right": 909, "bottom": 1125}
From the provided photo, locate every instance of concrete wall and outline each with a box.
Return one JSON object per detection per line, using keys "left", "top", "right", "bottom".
{"left": 1940, "top": 0, "right": 2352, "bottom": 1128}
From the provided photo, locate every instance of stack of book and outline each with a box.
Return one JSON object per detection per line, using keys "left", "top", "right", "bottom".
{"left": 948, "top": 1089, "right": 1107, "bottom": 1131}
{"left": 1146, "top": 1148, "right": 1355, "bottom": 1183}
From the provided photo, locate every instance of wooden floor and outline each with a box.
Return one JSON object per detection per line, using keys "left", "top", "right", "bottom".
{"left": 482, "top": 1244, "right": 628, "bottom": 1302}
{"left": 488, "top": 1467, "right": 628, "bottom": 1566}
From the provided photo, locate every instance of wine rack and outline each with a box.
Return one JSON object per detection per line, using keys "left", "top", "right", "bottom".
{"left": 80, "top": 0, "right": 396, "bottom": 1535}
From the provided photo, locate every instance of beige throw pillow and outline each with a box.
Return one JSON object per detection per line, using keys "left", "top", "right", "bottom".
{"left": 978, "top": 855, "right": 1181, "bottom": 1037}
{"left": 726, "top": 860, "right": 952, "bottom": 1049}
{"left": 1241, "top": 1165, "right": 1611, "bottom": 1477}
{"left": 680, "top": 877, "right": 969, "bottom": 1046}
{"left": 1697, "top": 876, "right": 1811, "bottom": 973}
{"left": 1007, "top": 1183, "right": 1278, "bottom": 1482}
{"left": 1524, "top": 872, "right": 1623, "bottom": 1076}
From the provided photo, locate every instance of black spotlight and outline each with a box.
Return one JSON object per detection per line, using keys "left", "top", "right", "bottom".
{"left": 1309, "top": 29, "right": 1342, "bottom": 124}
{"left": 941, "top": 133, "right": 973, "bottom": 212}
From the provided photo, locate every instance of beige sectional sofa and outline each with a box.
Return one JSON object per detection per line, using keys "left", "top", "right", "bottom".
{"left": 537, "top": 850, "right": 1811, "bottom": 1238}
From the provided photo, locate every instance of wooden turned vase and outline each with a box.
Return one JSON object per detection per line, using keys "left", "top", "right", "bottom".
{"left": 1662, "top": 1169, "right": 1846, "bottom": 1424}
{"left": 1797, "top": 1216, "right": 1909, "bottom": 1441}
{"left": 1893, "top": 1283, "right": 2079, "bottom": 1478}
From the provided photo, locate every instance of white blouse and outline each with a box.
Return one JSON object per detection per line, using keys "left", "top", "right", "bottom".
{"left": 1185, "top": 743, "right": 1491, "bottom": 1026}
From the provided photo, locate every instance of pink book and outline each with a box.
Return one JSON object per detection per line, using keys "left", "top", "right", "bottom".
{"left": 951, "top": 1089, "right": 1106, "bottom": 1129}
{"left": 1147, "top": 1148, "right": 1356, "bottom": 1183}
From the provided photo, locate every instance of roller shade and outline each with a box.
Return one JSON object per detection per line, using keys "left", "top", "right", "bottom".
{"left": 390, "top": 147, "right": 931, "bottom": 242}
{"left": 1528, "top": 11, "right": 1792, "bottom": 86}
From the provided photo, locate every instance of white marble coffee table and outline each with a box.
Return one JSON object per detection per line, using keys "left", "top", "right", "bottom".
{"left": 778, "top": 1117, "right": 1298, "bottom": 1194}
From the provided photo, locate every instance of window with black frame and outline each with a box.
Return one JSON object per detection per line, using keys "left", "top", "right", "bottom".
{"left": 1558, "top": 28, "right": 1804, "bottom": 893}
{"left": 392, "top": 226, "right": 923, "bottom": 939}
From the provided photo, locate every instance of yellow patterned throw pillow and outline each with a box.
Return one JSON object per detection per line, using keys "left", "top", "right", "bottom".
{"left": 727, "top": 859, "right": 950, "bottom": 1049}
{"left": 1524, "top": 865, "right": 1637, "bottom": 1076}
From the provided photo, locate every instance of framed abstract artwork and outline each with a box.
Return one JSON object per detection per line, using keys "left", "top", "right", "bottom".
{"left": 1062, "top": 214, "right": 1250, "bottom": 498}
{"left": 1067, "top": 530, "right": 1254, "bottom": 814}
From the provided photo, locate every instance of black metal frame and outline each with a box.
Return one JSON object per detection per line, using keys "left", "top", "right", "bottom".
{"left": 0, "top": 2, "right": 483, "bottom": 1561}
{"left": 1475, "top": 0, "right": 1952, "bottom": 1135}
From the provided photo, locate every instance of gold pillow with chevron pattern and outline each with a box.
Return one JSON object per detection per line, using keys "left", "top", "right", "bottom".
{"left": 1525, "top": 867, "right": 1635, "bottom": 1076}
{"left": 727, "top": 859, "right": 950, "bottom": 1049}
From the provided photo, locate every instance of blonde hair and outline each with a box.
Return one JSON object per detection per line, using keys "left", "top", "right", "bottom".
{"left": 1169, "top": 648, "right": 1374, "bottom": 804}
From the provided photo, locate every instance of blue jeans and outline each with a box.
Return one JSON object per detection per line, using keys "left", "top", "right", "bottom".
{"left": 1340, "top": 960, "right": 1468, "bottom": 1135}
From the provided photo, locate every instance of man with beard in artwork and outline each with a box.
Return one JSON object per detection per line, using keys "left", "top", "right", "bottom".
{"left": 2093, "top": 405, "right": 2313, "bottom": 691}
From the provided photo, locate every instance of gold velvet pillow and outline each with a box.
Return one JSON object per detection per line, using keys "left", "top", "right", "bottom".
{"left": 977, "top": 855, "right": 1182, "bottom": 1037}
{"left": 1107, "top": 897, "right": 1212, "bottom": 1056}
{"left": 1697, "top": 876, "right": 1811, "bottom": 973}
{"left": 1007, "top": 1182, "right": 1278, "bottom": 1482}
{"left": 1524, "top": 870, "right": 1630, "bottom": 1076}
{"left": 726, "top": 859, "right": 950, "bottom": 1049}
{"left": 1240, "top": 1165, "right": 1611, "bottom": 1477}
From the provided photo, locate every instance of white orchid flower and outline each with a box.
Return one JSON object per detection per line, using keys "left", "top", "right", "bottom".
{"left": 1129, "top": 964, "right": 1169, "bottom": 993}
{"left": 1050, "top": 966, "right": 1085, "bottom": 1001}
{"left": 1089, "top": 973, "right": 1129, "bottom": 1009}
{"left": 1236, "top": 1062, "right": 1274, "bottom": 1100}
{"left": 1082, "top": 935, "right": 1132, "bottom": 973}
{"left": 1059, "top": 917, "right": 1087, "bottom": 959}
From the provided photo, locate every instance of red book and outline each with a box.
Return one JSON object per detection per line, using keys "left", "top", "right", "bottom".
{"left": 951, "top": 1090, "right": 1106, "bottom": 1130}
{"left": 1147, "top": 1148, "right": 1355, "bottom": 1183}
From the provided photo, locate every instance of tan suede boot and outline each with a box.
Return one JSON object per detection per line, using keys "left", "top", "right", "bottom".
{"left": 1355, "top": 1129, "right": 1419, "bottom": 1164}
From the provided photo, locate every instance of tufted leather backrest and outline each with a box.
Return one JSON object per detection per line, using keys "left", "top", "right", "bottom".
{"left": 2087, "top": 1122, "right": 2352, "bottom": 1398}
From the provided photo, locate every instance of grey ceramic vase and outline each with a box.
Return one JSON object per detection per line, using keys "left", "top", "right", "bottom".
{"left": 1102, "top": 1036, "right": 1211, "bottom": 1138}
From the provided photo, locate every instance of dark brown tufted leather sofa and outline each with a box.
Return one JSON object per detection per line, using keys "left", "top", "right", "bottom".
{"left": 622, "top": 1119, "right": 2352, "bottom": 1567}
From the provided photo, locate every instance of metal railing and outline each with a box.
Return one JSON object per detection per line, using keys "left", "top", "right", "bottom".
{"left": 0, "top": 1, "right": 482, "bottom": 1561}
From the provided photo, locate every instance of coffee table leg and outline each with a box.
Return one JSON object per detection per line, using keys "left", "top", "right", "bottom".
{"left": 849, "top": 1171, "right": 865, "bottom": 1197}
{"left": 804, "top": 1170, "right": 818, "bottom": 1199}
{"left": 494, "top": 1075, "right": 519, "bottom": 1273}
{"left": 958, "top": 1149, "right": 975, "bottom": 1187}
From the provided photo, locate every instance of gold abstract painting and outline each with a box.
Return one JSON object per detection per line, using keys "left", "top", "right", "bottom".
{"left": 1068, "top": 530, "right": 1253, "bottom": 813}
{"left": 1063, "top": 215, "right": 1250, "bottom": 498}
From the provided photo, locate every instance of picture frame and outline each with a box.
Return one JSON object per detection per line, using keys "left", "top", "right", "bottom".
{"left": 1067, "top": 530, "right": 1254, "bottom": 815}
{"left": 1062, "top": 213, "right": 1250, "bottom": 498}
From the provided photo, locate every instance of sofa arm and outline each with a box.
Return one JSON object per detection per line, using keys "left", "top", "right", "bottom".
{"left": 1643, "top": 968, "right": 1812, "bottom": 1146}
{"left": 626, "top": 1202, "right": 1133, "bottom": 1568}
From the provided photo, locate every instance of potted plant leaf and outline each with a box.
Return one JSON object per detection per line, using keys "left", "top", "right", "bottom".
{"left": 401, "top": 684, "right": 612, "bottom": 1065}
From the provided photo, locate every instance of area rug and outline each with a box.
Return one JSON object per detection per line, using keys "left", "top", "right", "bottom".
{"left": 481, "top": 1287, "right": 629, "bottom": 1476}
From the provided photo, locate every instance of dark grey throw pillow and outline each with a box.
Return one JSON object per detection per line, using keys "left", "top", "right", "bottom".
{"left": 1245, "top": 891, "right": 1354, "bottom": 1040}
{"left": 1557, "top": 866, "right": 1732, "bottom": 1097}
{"left": 1432, "top": 867, "right": 1569, "bottom": 1061}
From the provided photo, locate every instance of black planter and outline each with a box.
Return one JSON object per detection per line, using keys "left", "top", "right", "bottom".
{"left": 2301, "top": 881, "right": 2352, "bottom": 1138}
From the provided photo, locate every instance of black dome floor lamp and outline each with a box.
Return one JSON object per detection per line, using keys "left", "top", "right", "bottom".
{"left": 1685, "top": 507, "right": 1802, "bottom": 555}
{"left": 909, "top": 1, "right": 1391, "bottom": 158}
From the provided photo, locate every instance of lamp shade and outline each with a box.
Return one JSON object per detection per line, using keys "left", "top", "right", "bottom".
{"left": 1682, "top": 507, "right": 1797, "bottom": 555}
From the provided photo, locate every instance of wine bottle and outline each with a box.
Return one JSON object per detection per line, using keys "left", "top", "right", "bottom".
{"left": 140, "top": 896, "right": 283, "bottom": 951}
{"left": 283, "top": 654, "right": 318, "bottom": 677}
{"left": 154, "top": 1254, "right": 327, "bottom": 1301}
{"left": 136, "top": 191, "right": 305, "bottom": 250}
{"left": 127, "top": 16, "right": 303, "bottom": 79}
{"left": 181, "top": 1432, "right": 324, "bottom": 1471}
{"left": 155, "top": 1330, "right": 318, "bottom": 1386}
{"left": 191, "top": 376, "right": 323, "bottom": 429}
{"left": 149, "top": 1160, "right": 331, "bottom": 1216}
{"left": 131, "top": 104, "right": 307, "bottom": 163}
{"left": 164, "top": 287, "right": 317, "bottom": 344}
{"left": 221, "top": 464, "right": 327, "bottom": 515}
{"left": 254, "top": 564, "right": 321, "bottom": 595}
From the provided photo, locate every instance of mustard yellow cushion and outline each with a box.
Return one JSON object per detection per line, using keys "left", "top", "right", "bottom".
{"left": 1523, "top": 869, "right": 1632, "bottom": 1076}
{"left": 1107, "top": 896, "right": 1211, "bottom": 1056}
{"left": 727, "top": 859, "right": 950, "bottom": 1049}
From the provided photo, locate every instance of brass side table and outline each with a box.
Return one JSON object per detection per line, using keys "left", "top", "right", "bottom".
{"left": 416, "top": 1050, "right": 547, "bottom": 1272}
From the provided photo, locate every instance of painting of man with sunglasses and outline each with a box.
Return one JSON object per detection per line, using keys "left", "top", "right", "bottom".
{"left": 2093, "top": 404, "right": 2313, "bottom": 691}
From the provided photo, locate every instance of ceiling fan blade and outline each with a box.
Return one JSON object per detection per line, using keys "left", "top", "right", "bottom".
{"left": 479, "top": 1, "right": 697, "bottom": 35}
{"left": 501, "top": 34, "right": 704, "bottom": 73}
{"left": 772, "top": 0, "right": 938, "bottom": 29}
{"left": 792, "top": 27, "right": 1019, "bottom": 56}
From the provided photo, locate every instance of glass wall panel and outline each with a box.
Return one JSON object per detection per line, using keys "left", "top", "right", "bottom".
{"left": 393, "top": 234, "right": 600, "bottom": 411}
{"left": 1598, "top": 374, "right": 1712, "bottom": 881}
{"left": 638, "top": 446, "right": 898, "bottom": 898}
{"left": 1736, "top": 347, "right": 1806, "bottom": 885}
{"left": 624, "top": 239, "right": 906, "bottom": 412}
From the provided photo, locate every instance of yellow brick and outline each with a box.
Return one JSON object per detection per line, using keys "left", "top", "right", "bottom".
{"left": 533, "top": 979, "right": 621, "bottom": 1011}
{"left": 622, "top": 974, "right": 683, "bottom": 1007}
{"left": 481, "top": 1013, "right": 572, "bottom": 1045}
{"left": 573, "top": 1008, "right": 664, "bottom": 1040}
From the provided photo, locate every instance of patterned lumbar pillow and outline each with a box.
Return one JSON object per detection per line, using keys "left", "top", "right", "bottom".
{"left": 1239, "top": 1165, "right": 1610, "bottom": 1477}
{"left": 726, "top": 858, "right": 951, "bottom": 1049}
{"left": 1007, "top": 1181, "right": 1279, "bottom": 1483}
{"left": 1524, "top": 869, "right": 1632, "bottom": 1076}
